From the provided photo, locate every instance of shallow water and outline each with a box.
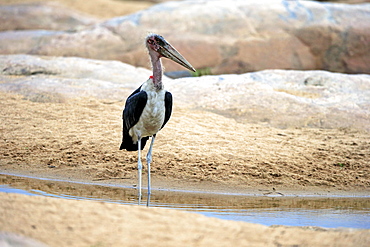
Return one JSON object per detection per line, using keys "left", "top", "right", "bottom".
{"left": 1, "top": 173, "right": 369, "bottom": 229}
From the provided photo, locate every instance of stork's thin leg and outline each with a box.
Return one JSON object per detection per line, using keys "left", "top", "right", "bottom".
{"left": 146, "top": 192, "right": 151, "bottom": 207}
{"left": 137, "top": 138, "right": 142, "bottom": 205}
{"left": 146, "top": 135, "right": 156, "bottom": 196}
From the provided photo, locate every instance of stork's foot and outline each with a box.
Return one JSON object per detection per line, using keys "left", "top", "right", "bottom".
{"left": 261, "top": 188, "right": 284, "bottom": 196}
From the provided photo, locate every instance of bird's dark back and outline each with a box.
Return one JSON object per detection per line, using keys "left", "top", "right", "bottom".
{"left": 120, "top": 86, "right": 149, "bottom": 151}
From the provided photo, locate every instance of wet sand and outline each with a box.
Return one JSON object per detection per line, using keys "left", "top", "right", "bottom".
{"left": 1, "top": 173, "right": 370, "bottom": 229}
{"left": 1, "top": 192, "right": 370, "bottom": 247}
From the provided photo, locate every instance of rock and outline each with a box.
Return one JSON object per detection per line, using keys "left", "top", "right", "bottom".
{"left": 0, "top": 2, "right": 99, "bottom": 31}
{"left": 0, "top": 54, "right": 151, "bottom": 85}
{"left": 37, "top": 0, "right": 155, "bottom": 19}
{"left": 0, "top": 0, "right": 369, "bottom": 74}
{"left": 0, "top": 27, "right": 126, "bottom": 60}
{"left": 166, "top": 70, "right": 370, "bottom": 131}
{"left": 0, "top": 54, "right": 369, "bottom": 131}
{"left": 0, "top": 54, "right": 151, "bottom": 101}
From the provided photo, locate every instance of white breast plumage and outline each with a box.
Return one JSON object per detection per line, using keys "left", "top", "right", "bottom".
{"left": 129, "top": 79, "right": 166, "bottom": 142}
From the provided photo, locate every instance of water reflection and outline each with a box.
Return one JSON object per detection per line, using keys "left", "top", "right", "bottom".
{"left": 0, "top": 174, "right": 369, "bottom": 229}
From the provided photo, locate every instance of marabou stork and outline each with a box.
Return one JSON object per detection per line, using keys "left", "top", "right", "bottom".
{"left": 120, "top": 34, "right": 195, "bottom": 201}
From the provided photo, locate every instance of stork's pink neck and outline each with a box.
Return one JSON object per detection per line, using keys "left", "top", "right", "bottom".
{"left": 148, "top": 49, "right": 163, "bottom": 90}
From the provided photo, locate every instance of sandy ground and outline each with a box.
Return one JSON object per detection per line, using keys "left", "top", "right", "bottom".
{"left": 0, "top": 91, "right": 369, "bottom": 195}
{"left": 0, "top": 90, "right": 370, "bottom": 245}
{"left": 1, "top": 0, "right": 370, "bottom": 246}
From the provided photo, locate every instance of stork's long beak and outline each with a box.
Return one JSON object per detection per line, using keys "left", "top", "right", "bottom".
{"left": 160, "top": 42, "right": 196, "bottom": 72}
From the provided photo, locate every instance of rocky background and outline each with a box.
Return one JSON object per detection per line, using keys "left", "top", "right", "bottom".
{"left": 0, "top": 0, "right": 369, "bottom": 131}
{"left": 0, "top": 0, "right": 370, "bottom": 74}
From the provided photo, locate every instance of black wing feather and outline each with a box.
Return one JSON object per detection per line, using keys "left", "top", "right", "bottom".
{"left": 161, "top": 91, "right": 173, "bottom": 129}
{"left": 120, "top": 86, "right": 149, "bottom": 151}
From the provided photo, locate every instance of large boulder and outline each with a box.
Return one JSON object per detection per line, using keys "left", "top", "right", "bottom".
{"left": 0, "top": 54, "right": 151, "bottom": 101}
{"left": 0, "top": 2, "right": 99, "bottom": 31}
{"left": 0, "top": 54, "right": 369, "bottom": 131}
{"left": 103, "top": 0, "right": 370, "bottom": 74}
{"left": 167, "top": 70, "right": 370, "bottom": 131}
{"left": 0, "top": 26, "right": 126, "bottom": 61}
{"left": 0, "top": 0, "right": 370, "bottom": 74}
{"left": 0, "top": 0, "right": 369, "bottom": 74}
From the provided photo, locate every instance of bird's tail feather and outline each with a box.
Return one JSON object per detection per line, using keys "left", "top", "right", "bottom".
{"left": 120, "top": 131, "right": 149, "bottom": 151}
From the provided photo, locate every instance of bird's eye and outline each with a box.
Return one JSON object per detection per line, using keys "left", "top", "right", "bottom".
{"left": 148, "top": 39, "right": 154, "bottom": 44}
